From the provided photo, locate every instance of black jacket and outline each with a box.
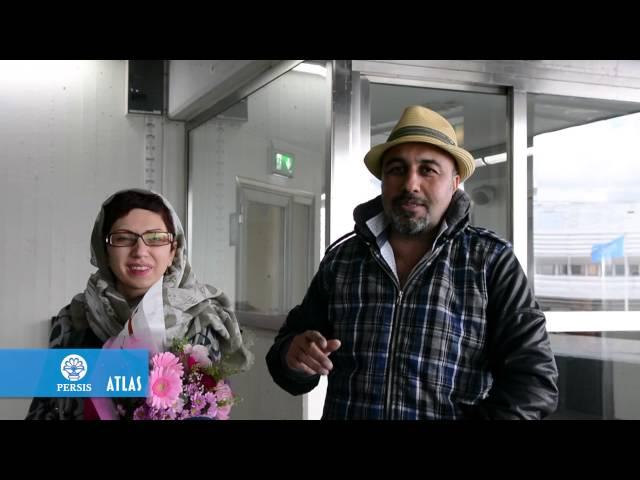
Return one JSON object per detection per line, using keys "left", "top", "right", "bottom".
{"left": 267, "top": 190, "right": 559, "bottom": 419}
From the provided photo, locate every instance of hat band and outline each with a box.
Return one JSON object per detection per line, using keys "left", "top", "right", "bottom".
{"left": 387, "top": 125, "right": 455, "bottom": 146}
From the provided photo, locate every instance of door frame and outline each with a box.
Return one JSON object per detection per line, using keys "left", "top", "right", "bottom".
{"left": 234, "top": 176, "right": 315, "bottom": 314}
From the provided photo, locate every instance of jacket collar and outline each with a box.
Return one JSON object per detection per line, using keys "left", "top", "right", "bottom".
{"left": 353, "top": 189, "right": 471, "bottom": 244}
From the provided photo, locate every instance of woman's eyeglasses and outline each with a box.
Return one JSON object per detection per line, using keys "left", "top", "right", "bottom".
{"left": 106, "top": 230, "right": 174, "bottom": 247}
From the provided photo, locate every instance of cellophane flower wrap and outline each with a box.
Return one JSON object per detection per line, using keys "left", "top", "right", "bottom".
{"left": 94, "top": 277, "right": 241, "bottom": 420}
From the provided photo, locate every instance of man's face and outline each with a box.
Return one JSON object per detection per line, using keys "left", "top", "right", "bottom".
{"left": 381, "top": 142, "right": 460, "bottom": 236}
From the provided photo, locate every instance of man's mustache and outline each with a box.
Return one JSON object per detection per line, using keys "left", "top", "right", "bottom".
{"left": 391, "top": 193, "right": 428, "bottom": 208}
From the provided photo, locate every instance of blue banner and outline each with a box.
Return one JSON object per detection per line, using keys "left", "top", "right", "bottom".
{"left": 591, "top": 235, "right": 625, "bottom": 262}
{"left": 0, "top": 349, "right": 149, "bottom": 397}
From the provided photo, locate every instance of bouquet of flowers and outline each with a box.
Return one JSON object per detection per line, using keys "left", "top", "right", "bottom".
{"left": 92, "top": 277, "right": 241, "bottom": 420}
{"left": 124, "top": 337, "right": 239, "bottom": 420}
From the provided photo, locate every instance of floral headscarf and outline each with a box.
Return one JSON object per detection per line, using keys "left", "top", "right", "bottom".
{"left": 82, "top": 188, "right": 252, "bottom": 370}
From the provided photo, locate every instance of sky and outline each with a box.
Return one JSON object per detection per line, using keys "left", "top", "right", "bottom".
{"left": 534, "top": 112, "right": 640, "bottom": 204}
{"left": 534, "top": 111, "right": 640, "bottom": 235}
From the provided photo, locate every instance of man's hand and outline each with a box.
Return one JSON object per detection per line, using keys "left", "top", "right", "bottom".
{"left": 286, "top": 330, "right": 341, "bottom": 376}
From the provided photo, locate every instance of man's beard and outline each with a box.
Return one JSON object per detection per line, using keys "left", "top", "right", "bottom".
{"left": 386, "top": 193, "right": 431, "bottom": 235}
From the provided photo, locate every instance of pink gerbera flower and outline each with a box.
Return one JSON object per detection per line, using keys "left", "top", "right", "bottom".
{"left": 148, "top": 366, "right": 182, "bottom": 409}
{"left": 152, "top": 352, "right": 184, "bottom": 378}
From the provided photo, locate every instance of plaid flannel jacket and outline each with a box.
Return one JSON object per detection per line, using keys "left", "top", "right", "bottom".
{"left": 267, "top": 190, "right": 558, "bottom": 419}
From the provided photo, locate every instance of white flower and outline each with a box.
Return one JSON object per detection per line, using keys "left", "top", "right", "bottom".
{"left": 190, "top": 344, "right": 212, "bottom": 367}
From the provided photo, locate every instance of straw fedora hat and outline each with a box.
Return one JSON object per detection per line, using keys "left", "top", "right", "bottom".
{"left": 364, "top": 105, "right": 476, "bottom": 182}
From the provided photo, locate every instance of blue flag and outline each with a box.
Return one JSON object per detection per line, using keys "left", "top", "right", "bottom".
{"left": 591, "top": 235, "right": 625, "bottom": 262}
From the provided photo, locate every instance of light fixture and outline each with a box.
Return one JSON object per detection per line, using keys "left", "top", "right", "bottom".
{"left": 0, "top": 60, "right": 84, "bottom": 86}
{"left": 293, "top": 63, "right": 327, "bottom": 77}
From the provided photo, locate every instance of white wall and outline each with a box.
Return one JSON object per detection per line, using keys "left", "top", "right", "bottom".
{"left": 232, "top": 327, "right": 304, "bottom": 420}
{"left": 0, "top": 60, "right": 184, "bottom": 419}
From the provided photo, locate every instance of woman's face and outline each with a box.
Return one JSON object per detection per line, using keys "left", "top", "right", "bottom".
{"left": 106, "top": 208, "right": 176, "bottom": 300}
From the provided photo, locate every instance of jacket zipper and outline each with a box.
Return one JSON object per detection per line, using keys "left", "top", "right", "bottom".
{"left": 368, "top": 246, "right": 401, "bottom": 419}
{"left": 383, "top": 289, "right": 404, "bottom": 419}
{"left": 369, "top": 242, "right": 444, "bottom": 419}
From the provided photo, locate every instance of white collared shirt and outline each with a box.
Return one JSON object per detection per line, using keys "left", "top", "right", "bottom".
{"left": 365, "top": 212, "right": 448, "bottom": 284}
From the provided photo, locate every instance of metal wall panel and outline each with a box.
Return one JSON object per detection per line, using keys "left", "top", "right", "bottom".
{"left": 0, "top": 60, "right": 184, "bottom": 418}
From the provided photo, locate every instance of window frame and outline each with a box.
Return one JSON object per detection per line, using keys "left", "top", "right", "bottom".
{"left": 352, "top": 61, "right": 640, "bottom": 333}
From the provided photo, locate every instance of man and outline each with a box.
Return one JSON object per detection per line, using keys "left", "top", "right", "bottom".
{"left": 266, "top": 105, "right": 558, "bottom": 419}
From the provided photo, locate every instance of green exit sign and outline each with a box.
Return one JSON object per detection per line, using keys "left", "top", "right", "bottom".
{"left": 273, "top": 151, "right": 295, "bottom": 177}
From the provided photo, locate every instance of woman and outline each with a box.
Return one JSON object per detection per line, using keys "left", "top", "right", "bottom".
{"left": 26, "top": 188, "right": 253, "bottom": 419}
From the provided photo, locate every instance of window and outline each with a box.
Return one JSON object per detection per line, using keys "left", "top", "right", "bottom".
{"left": 537, "top": 264, "right": 555, "bottom": 275}
{"left": 529, "top": 94, "right": 640, "bottom": 311}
